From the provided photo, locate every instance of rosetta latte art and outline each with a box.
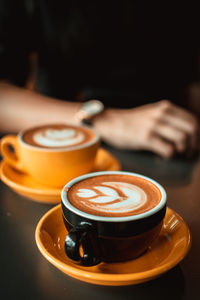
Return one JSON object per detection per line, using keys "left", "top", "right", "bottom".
{"left": 33, "top": 129, "right": 85, "bottom": 147}
{"left": 77, "top": 181, "right": 147, "bottom": 214}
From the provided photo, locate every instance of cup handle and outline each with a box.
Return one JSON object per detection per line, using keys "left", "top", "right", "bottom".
{"left": 65, "top": 223, "right": 101, "bottom": 266}
{"left": 0, "top": 135, "right": 25, "bottom": 172}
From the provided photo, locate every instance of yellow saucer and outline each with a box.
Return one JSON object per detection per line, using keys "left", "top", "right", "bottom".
{"left": 0, "top": 148, "right": 121, "bottom": 204}
{"left": 35, "top": 206, "right": 191, "bottom": 286}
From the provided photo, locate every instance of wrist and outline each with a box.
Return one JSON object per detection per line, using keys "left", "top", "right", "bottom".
{"left": 74, "top": 99, "right": 104, "bottom": 125}
{"left": 92, "top": 108, "right": 119, "bottom": 138}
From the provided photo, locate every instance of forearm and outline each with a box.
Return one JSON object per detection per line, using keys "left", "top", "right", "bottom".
{"left": 0, "top": 82, "right": 81, "bottom": 133}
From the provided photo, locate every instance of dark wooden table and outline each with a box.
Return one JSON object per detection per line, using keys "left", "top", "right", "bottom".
{"left": 1, "top": 145, "right": 200, "bottom": 300}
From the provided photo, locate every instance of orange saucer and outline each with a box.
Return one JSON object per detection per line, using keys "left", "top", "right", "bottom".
{"left": 0, "top": 148, "right": 121, "bottom": 204}
{"left": 35, "top": 206, "right": 191, "bottom": 286}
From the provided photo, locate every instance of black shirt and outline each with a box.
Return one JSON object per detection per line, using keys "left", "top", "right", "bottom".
{"left": 0, "top": 0, "right": 199, "bottom": 107}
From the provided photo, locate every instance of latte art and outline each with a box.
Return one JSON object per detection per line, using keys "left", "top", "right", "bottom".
{"left": 67, "top": 174, "right": 161, "bottom": 217}
{"left": 77, "top": 182, "right": 147, "bottom": 214}
{"left": 22, "top": 124, "right": 96, "bottom": 148}
{"left": 33, "top": 129, "right": 84, "bottom": 147}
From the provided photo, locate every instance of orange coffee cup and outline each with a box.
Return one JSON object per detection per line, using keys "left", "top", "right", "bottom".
{"left": 0, "top": 124, "right": 100, "bottom": 188}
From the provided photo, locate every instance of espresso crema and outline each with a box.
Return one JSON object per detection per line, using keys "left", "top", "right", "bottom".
{"left": 22, "top": 124, "right": 95, "bottom": 148}
{"left": 67, "top": 174, "right": 162, "bottom": 217}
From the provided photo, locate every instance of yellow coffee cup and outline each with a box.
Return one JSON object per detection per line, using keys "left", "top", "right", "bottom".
{"left": 0, "top": 124, "right": 100, "bottom": 188}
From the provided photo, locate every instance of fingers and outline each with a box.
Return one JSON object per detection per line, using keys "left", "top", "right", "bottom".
{"left": 154, "top": 123, "right": 187, "bottom": 153}
{"left": 145, "top": 135, "right": 175, "bottom": 158}
{"left": 158, "top": 101, "right": 198, "bottom": 133}
{"left": 163, "top": 112, "right": 198, "bottom": 135}
{"left": 154, "top": 100, "right": 199, "bottom": 155}
{"left": 165, "top": 115, "right": 198, "bottom": 155}
{"left": 104, "top": 100, "right": 199, "bottom": 159}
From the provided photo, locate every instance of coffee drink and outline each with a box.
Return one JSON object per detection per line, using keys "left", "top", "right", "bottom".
{"left": 62, "top": 171, "right": 166, "bottom": 266}
{"left": 66, "top": 174, "right": 161, "bottom": 217}
{"left": 1, "top": 123, "right": 100, "bottom": 187}
{"left": 22, "top": 124, "right": 95, "bottom": 148}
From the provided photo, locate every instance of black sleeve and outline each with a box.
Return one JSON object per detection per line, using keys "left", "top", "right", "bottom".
{"left": 0, "top": 0, "right": 32, "bottom": 86}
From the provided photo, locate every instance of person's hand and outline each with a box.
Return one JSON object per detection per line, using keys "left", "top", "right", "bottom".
{"left": 93, "top": 100, "right": 199, "bottom": 158}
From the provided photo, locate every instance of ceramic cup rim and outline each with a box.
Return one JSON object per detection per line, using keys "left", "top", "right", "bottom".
{"left": 61, "top": 171, "right": 167, "bottom": 223}
{"left": 17, "top": 123, "right": 100, "bottom": 152}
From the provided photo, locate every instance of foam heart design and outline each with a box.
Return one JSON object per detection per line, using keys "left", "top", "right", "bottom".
{"left": 33, "top": 128, "right": 85, "bottom": 147}
{"left": 46, "top": 129, "right": 75, "bottom": 140}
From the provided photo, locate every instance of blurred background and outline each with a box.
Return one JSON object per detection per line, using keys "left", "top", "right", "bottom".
{"left": 0, "top": 0, "right": 200, "bottom": 109}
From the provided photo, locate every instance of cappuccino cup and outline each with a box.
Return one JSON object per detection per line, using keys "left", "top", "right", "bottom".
{"left": 61, "top": 171, "right": 167, "bottom": 266}
{"left": 0, "top": 124, "right": 100, "bottom": 187}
